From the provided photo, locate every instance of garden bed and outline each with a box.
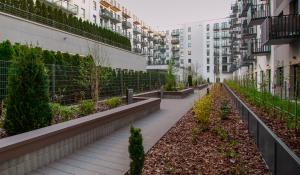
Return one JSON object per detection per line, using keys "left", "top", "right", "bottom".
{"left": 225, "top": 83, "right": 300, "bottom": 158}
{"left": 163, "top": 88, "right": 194, "bottom": 99}
{"left": 143, "top": 85, "right": 269, "bottom": 174}
{"left": 0, "top": 97, "right": 160, "bottom": 175}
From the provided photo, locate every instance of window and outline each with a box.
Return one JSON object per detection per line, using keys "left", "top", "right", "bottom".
{"left": 206, "top": 24, "right": 210, "bottom": 31}
{"left": 206, "top": 44, "right": 210, "bottom": 48}
{"left": 188, "top": 27, "right": 191, "bottom": 32}
{"left": 207, "top": 66, "right": 210, "bottom": 73}
{"left": 93, "top": 15, "right": 96, "bottom": 23}
{"left": 188, "top": 43, "right": 191, "bottom": 48}
{"left": 207, "top": 58, "right": 210, "bottom": 64}
{"left": 222, "top": 65, "right": 228, "bottom": 72}
{"left": 222, "top": 57, "right": 227, "bottom": 64}
{"left": 81, "top": 8, "right": 85, "bottom": 18}
{"left": 180, "top": 59, "right": 184, "bottom": 64}
{"left": 188, "top": 59, "right": 191, "bottom": 63}
{"left": 93, "top": 1, "right": 96, "bottom": 10}
{"left": 207, "top": 50, "right": 210, "bottom": 56}
{"left": 188, "top": 51, "right": 192, "bottom": 55}
{"left": 188, "top": 35, "right": 191, "bottom": 40}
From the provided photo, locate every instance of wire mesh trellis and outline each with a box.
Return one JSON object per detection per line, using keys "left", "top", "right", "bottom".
{"left": 0, "top": 60, "right": 166, "bottom": 105}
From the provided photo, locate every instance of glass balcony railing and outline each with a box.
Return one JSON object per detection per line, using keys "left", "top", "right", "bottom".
{"left": 42, "top": 0, "right": 78, "bottom": 14}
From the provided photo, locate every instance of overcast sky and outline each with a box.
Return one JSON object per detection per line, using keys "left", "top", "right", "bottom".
{"left": 117, "top": 0, "right": 234, "bottom": 30}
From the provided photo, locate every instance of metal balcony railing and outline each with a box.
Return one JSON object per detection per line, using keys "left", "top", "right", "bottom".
{"left": 261, "top": 15, "right": 300, "bottom": 45}
{"left": 239, "top": 0, "right": 253, "bottom": 17}
{"left": 100, "top": 9, "right": 113, "bottom": 19}
{"left": 133, "top": 27, "right": 141, "bottom": 34}
{"left": 247, "top": 3, "right": 270, "bottom": 26}
{"left": 171, "top": 31, "right": 180, "bottom": 36}
{"left": 248, "top": 39, "right": 271, "bottom": 56}
{"left": 171, "top": 38, "right": 180, "bottom": 44}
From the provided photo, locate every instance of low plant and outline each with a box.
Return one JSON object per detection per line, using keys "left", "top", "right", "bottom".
{"left": 191, "top": 126, "right": 200, "bottom": 145}
{"left": 213, "top": 126, "right": 229, "bottom": 141}
{"left": 128, "top": 126, "right": 144, "bottom": 175}
{"left": 105, "top": 97, "right": 122, "bottom": 108}
{"left": 60, "top": 106, "right": 77, "bottom": 122}
{"left": 193, "top": 94, "right": 212, "bottom": 131}
{"left": 79, "top": 100, "right": 95, "bottom": 116}
{"left": 219, "top": 100, "right": 230, "bottom": 120}
{"left": 176, "top": 82, "right": 185, "bottom": 91}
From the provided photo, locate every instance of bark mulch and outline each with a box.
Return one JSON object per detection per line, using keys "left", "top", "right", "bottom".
{"left": 143, "top": 86, "right": 269, "bottom": 175}
{"left": 230, "top": 88, "right": 300, "bottom": 157}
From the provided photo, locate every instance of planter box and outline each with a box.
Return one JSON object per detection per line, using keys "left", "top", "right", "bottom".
{"left": 224, "top": 84, "right": 300, "bottom": 175}
{"left": 163, "top": 88, "right": 194, "bottom": 99}
{"left": 0, "top": 97, "right": 161, "bottom": 175}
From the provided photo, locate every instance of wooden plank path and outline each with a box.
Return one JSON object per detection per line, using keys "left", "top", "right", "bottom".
{"left": 30, "top": 89, "right": 207, "bottom": 175}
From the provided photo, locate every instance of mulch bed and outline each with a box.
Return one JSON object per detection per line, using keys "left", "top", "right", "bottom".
{"left": 229, "top": 88, "right": 300, "bottom": 157}
{"left": 143, "top": 86, "right": 269, "bottom": 175}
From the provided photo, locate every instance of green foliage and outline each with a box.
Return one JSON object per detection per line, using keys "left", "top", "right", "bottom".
{"left": 0, "top": 0, "right": 131, "bottom": 50}
{"left": 105, "top": 97, "right": 122, "bottom": 108}
{"left": 164, "top": 62, "right": 176, "bottom": 91}
{"left": 128, "top": 126, "right": 145, "bottom": 175}
{"left": 213, "top": 126, "right": 229, "bottom": 141}
{"left": 219, "top": 100, "right": 230, "bottom": 120}
{"left": 4, "top": 49, "right": 52, "bottom": 135}
{"left": 79, "top": 100, "right": 95, "bottom": 116}
{"left": 0, "top": 40, "right": 14, "bottom": 61}
{"left": 176, "top": 82, "right": 185, "bottom": 91}
{"left": 193, "top": 94, "right": 212, "bottom": 131}
{"left": 188, "top": 75, "right": 193, "bottom": 87}
{"left": 60, "top": 106, "right": 77, "bottom": 122}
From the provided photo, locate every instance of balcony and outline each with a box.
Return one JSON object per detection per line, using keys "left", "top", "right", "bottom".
{"left": 213, "top": 25, "right": 220, "bottom": 31}
{"left": 248, "top": 39, "right": 271, "bottom": 56}
{"left": 171, "top": 38, "right": 180, "bottom": 44}
{"left": 133, "top": 27, "right": 142, "bottom": 34}
{"left": 171, "top": 31, "right": 180, "bottom": 36}
{"left": 172, "top": 46, "right": 180, "bottom": 51}
{"left": 111, "top": 14, "right": 121, "bottom": 23}
{"left": 214, "top": 34, "right": 220, "bottom": 40}
{"left": 221, "top": 33, "right": 231, "bottom": 39}
{"left": 261, "top": 15, "right": 300, "bottom": 45}
{"left": 241, "top": 21, "right": 257, "bottom": 39}
{"left": 240, "top": 54, "right": 254, "bottom": 67}
{"left": 122, "top": 21, "right": 132, "bottom": 29}
{"left": 133, "top": 37, "right": 141, "bottom": 43}
{"left": 247, "top": 3, "right": 270, "bottom": 27}
{"left": 141, "top": 31, "right": 147, "bottom": 38}
{"left": 141, "top": 40, "right": 148, "bottom": 47}
{"left": 100, "top": 0, "right": 111, "bottom": 8}
{"left": 214, "top": 51, "right": 220, "bottom": 56}
{"left": 100, "top": 9, "right": 113, "bottom": 19}
{"left": 172, "top": 54, "right": 180, "bottom": 59}
{"left": 41, "top": 0, "right": 78, "bottom": 14}
{"left": 133, "top": 47, "right": 142, "bottom": 53}
{"left": 239, "top": 0, "right": 252, "bottom": 18}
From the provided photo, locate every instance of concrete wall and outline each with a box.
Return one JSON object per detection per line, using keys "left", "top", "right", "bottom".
{"left": 0, "top": 12, "right": 146, "bottom": 71}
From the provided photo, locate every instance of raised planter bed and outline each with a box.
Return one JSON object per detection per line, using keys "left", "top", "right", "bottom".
{"left": 224, "top": 83, "right": 300, "bottom": 175}
{"left": 0, "top": 97, "right": 160, "bottom": 175}
{"left": 162, "top": 88, "right": 194, "bottom": 99}
{"left": 195, "top": 83, "right": 209, "bottom": 90}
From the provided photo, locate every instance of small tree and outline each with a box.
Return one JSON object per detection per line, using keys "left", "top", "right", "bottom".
{"left": 188, "top": 75, "right": 193, "bottom": 87}
{"left": 164, "top": 61, "right": 176, "bottom": 91}
{"left": 129, "top": 126, "right": 145, "bottom": 175}
{"left": 4, "top": 49, "right": 52, "bottom": 135}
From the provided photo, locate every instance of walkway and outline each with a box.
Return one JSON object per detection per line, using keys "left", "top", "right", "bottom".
{"left": 30, "top": 89, "right": 207, "bottom": 175}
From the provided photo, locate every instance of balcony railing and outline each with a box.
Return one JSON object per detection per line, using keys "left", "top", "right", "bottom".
{"left": 247, "top": 3, "right": 270, "bottom": 26}
{"left": 171, "top": 38, "right": 180, "bottom": 44}
{"left": 133, "top": 27, "right": 142, "bottom": 34}
{"left": 122, "top": 21, "right": 132, "bottom": 29}
{"left": 239, "top": 0, "right": 253, "bottom": 17}
{"left": 171, "top": 31, "right": 180, "bottom": 36}
{"left": 42, "top": 0, "right": 78, "bottom": 14}
{"left": 172, "top": 46, "right": 180, "bottom": 51}
{"left": 261, "top": 15, "right": 300, "bottom": 45}
{"left": 248, "top": 39, "right": 271, "bottom": 56}
{"left": 100, "top": 9, "right": 113, "bottom": 19}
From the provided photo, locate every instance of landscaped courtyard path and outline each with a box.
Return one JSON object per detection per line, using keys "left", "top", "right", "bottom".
{"left": 30, "top": 89, "right": 207, "bottom": 175}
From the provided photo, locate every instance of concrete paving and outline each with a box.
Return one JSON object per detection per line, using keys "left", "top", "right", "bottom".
{"left": 30, "top": 89, "right": 207, "bottom": 175}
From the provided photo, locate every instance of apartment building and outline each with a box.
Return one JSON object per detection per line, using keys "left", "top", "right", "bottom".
{"left": 40, "top": 0, "right": 166, "bottom": 58}
{"left": 230, "top": 0, "right": 300, "bottom": 99}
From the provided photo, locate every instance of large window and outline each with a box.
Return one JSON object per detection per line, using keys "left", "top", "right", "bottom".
{"left": 188, "top": 27, "right": 191, "bottom": 32}
{"left": 188, "top": 35, "right": 191, "bottom": 40}
{"left": 207, "top": 66, "right": 210, "bottom": 73}
{"left": 188, "top": 51, "right": 192, "bottom": 55}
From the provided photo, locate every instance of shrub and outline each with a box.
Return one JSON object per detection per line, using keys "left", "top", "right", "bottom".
{"left": 177, "top": 82, "right": 185, "bottom": 91}
{"left": 105, "top": 97, "right": 122, "bottom": 108}
{"left": 79, "top": 100, "right": 95, "bottom": 116}
{"left": 164, "top": 62, "right": 176, "bottom": 91}
{"left": 60, "top": 106, "right": 77, "bottom": 122}
{"left": 4, "top": 49, "right": 52, "bottom": 135}
{"left": 128, "top": 126, "right": 144, "bottom": 175}
{"left": 193, "top": 94, "right": 212, "bottom": 131}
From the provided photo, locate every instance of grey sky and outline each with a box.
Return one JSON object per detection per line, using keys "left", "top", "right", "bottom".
{"left": 117, "top": 0, "right": 233, "bottom": 30}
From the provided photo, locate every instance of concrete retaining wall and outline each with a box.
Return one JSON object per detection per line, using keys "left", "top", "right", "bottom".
{"left": 0, "top": 97, "right": 160, "bottom": 175}
{"left": 0, "top": 12, "right": 146, "bottom": 71}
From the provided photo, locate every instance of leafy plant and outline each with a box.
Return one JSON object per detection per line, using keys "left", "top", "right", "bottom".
{"left": 219, "top": 100, "right": 230, "bottom": 120}
{"left": 128, "top": 126, "right": 145, "bottom": 175}
{"left": 4, "top": 49, "right": 52, "bottom": 135}
{"left": 193, "top": 94, "right": 212, "bottom": 131}
{"left": 188, "top": 75, "right": 193, "bottom": 87}
{"left": 105, "top": 97, "right": 122, "bottom": 108}
{"left": 60, "top": 106, "right": 77, "bottom": 122}
{"left": 164, "top": 62, "right": 176, "bottom": 91}
{"left": 213, "top": 126, "right": 229, "bottom": 141}
{"left": 79, "top": 100, "right": 95, "bottom": 116}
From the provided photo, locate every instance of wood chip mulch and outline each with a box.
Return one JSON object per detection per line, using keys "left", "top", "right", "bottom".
{"left": 142, "top": 86, "right": 270, "bottom": 175}
{"left": 230, "top": 88, "right": 300, "bottom": 157}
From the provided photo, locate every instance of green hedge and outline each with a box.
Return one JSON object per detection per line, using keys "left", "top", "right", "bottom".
{"left": 0, "top": 0, "right": 131, "bottom": 50}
